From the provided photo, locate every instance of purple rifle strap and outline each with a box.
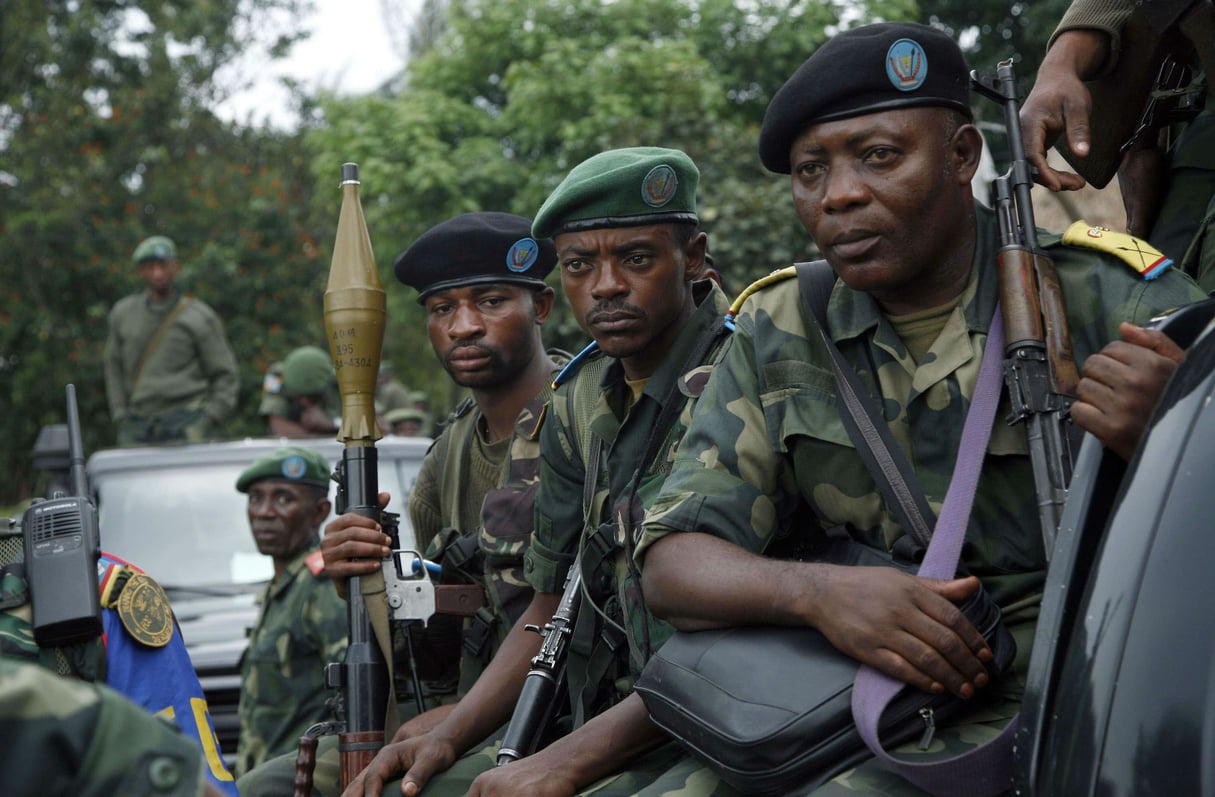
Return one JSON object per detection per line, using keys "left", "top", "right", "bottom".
{"left": 851, "top": 309, "right": 1019, "bottom": 797}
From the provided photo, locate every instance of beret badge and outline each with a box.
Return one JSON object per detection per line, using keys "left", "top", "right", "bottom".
{"left": 886, "top": 38, "right": 928, "bottom": 91}
{"left": 507, "top": 237, "right": 540, "bottom": 273}
{"left": 281, "top": 455, "right": 307, "bottom": 481}
{"left": 642, "top": 164, "right": 678, "bottom": 208}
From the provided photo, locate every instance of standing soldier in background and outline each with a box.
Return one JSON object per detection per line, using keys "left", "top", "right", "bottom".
{"left": 1021, "top": 0, "right": 1215, "bottom": 290}
{"left": 375, "top": 364, "right": 414, "bottom": 430}
{"left": 233, "top": 446, "right": 348, "bottom": 776}
{"left": 238, "top": 212, "right": 566, "bottom": 797}
{"left": 104, "top": 235, "right": 239, "bottom": 445}
{"left": 259, "top": 345, "right": 342, "bottom": 438}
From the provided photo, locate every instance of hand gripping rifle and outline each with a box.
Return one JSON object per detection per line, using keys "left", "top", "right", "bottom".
{"left": 972, "top": 61, "right": 1080, "bottom": 561}
{"left": 495, "top": 554, "right": 583, "bottom": 766}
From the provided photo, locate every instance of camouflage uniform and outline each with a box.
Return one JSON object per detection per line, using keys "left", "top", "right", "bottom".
{"left": 636, "top": 204, "right": 1206, "bottom": 795}
{"left": 237, "top": 359, "right": 566, "bottom": 797}
{"left": 236, "top": 544, "right": 348, "bottom": 776}
{"left": 104, "top": 291, "right": 238, "bottom": 445}
{"left": 1054, "top": 0, "right": 1215, "bottom": 290}
{"left": 409, "top": 280, "right": 740, "bottom": 797}
{"left": 0, "top": 657, "right": 210, "bottom": 797}
{"left": 0, "top": 526, "right": 237, "bottom": 795}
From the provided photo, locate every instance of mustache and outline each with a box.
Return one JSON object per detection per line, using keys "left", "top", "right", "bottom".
{"left": 585, "top": 300, "right": 645, "bottom": 325}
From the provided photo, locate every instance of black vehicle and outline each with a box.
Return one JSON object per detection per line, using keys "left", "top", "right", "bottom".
{"left": 83, "top": 435, "right": 429, "bottom": 768}
{"left": 1016, "top": 304, "right": 1215, "bottom": 795}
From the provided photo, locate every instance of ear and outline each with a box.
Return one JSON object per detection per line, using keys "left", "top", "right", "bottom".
{"left": 312, "top": 498, "right": 332, "bottom": 528}
{"left": 951, "top": 122, "right": 983, "bottom": 186}
{"left": 683, "top": 231, "right": 708, "bottom": 281}
{"left": 532, "top": 286, "right": 556, "bottom": 324}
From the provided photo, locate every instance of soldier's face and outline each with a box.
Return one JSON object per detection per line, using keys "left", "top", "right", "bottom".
{"left": 788, "top": 107, "right": 981, "bottom": 314}
{"left": 246, "top": 481, "right": 329, "bottom": 560}
{"left": 557, "top": 224, "right": 704, "bottom": 380}
{"left": 424, "top": 283, "right": 552, "bottom": 390}
{"left": 138, "top": 258, "right": 179, "bottom": 295}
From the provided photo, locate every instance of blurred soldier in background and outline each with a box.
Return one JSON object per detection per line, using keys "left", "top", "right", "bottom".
{"left": 375, "top": 363, "right": 414, "bottom": 430}
{"left": 259, "top": 345, "right": 342, "bottom": 438}
{"left": 104, "top": 235, "right": 239, "bottom": 446}
{"left": 384, "top": 407, "right": 429, "bottom": 437}
{"left": 0, "top": 657, "right": 228, "bottom": 797}
{"left": 233, "top": 446, "right": 347, "bottom": 776}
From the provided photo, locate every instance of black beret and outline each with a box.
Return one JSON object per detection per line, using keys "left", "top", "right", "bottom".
{"left": 759, "top": 22, "right": 973, "bottom": 174}
{"left": 393, "top": 212, "right": 557, "bottom": 304}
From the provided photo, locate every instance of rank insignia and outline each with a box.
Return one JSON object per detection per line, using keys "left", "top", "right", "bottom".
{"left": 116, "top": 572, "right": 174, "bottom": 648}
{"left": 642, "top": 164, "right": 678, "bottom": 208}
{"left": 1062, "top": 220, "right": 1172, "bottom": 279}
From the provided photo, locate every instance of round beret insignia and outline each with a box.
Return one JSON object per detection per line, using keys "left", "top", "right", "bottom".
{"left": 642, "top": 164, "right": 678, "bottom": 208}
{"left": 281, "top": 454, "right": 307, "bottom": 480}
{"left": 887, "top": 38, "right": 928, "bottom": 91}
{"left": 117, "top": 573, "right": 174, "bottom": 648}
{"left": 507, "top": 237, "right": 540, "bottom": 273}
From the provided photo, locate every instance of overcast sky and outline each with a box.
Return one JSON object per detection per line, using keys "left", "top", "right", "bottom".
{"left": 214, "top": 0, "right": 417, "bottom": 128}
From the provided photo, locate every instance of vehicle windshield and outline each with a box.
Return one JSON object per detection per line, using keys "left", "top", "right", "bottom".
{"left": 93, "top": 454, "right": 420, "bottom": 589}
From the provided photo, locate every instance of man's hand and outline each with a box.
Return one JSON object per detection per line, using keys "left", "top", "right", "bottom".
{"left": 388, "top": 703, "right": 457, "bottom": 744}
{"left": 1020, "top": 29, "right": 1111, "bottom": 192}
{"left": 340, "top": 732, "right": 460, "bottom": 797}
{"left": 1073, "top": 322, "right": 1185, "bottom": 461}
{"left": 808, "top": 566, "right": 993, "bottom": 699}
{"left": 467, "top": 758, "right": 580, "bottom": 797}
{"left": 321, "top": 491, "right": 392, "bottom": 599}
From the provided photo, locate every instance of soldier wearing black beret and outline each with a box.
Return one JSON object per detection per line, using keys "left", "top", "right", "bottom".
{"left": 235, "top": 212, "right": 575, "bottom": 797}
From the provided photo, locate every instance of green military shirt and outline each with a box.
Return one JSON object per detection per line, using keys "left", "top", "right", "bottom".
{"left": 1, "top": 657, "right": 208, "bottom": 797}
{"left": 236, "top": 544, "right": 347, "bottom": 776}
{"left": 104, "top": 290, "right": 239, "bottom": 424}
{"left": 526, "top": 280, "right": 731, "bottom": 718}
{"left": 638, "top": 203, "right": 1205, "bottom": 624}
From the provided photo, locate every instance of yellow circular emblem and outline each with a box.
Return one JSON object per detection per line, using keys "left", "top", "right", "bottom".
{"left": 116, "top": 573, "right": 174, "bottom": 648}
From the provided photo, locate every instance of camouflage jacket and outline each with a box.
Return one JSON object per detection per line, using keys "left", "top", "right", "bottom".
{"left": 639, "top": 204, "right": 1206, "bottom": 624}
{"left": 1, "top": 657, "right": 209, "bottom": 797}
{"left": 406, "top": 351, "right": 568, "bottom": 696}
{"left": 236, "top": 545, "right": 347, "bottom": 776}
{"left": 526, "top": 280, "right": 731, "bottom": 722}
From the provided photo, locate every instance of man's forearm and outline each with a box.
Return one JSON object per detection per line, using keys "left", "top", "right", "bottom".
{"left": 524, "top": 693, "right": 667, "bottom": 788}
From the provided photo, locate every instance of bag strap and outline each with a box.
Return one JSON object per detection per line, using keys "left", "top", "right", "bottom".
{"left": 794, "top": 262, "right": 936, "bottom": 546}
{"left": 851, "top": 307, "right": 1016, "bottom": 797}
{"left": 131, "top": 295, "right": 192, "bottom": 396}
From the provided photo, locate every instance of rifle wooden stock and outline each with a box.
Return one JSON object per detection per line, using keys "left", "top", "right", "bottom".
{"left": 1035, "top": 252, "right": 1080, "bottom": 398}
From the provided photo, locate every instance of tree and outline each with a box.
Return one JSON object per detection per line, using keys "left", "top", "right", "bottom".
{"left": 0, "top": 0, "right": 315, "bottom": 504}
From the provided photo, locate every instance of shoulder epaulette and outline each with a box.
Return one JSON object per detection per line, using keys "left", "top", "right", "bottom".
{"left": 447, "top": 396, "right": 476, "bottom": 423}
{"left": 725, "top": 265, "right": 800, "bottom": 329}
{"left": 552, "top": 341, "right": 603, "bottom": 389}
{"left": 1058, "top": 221, "right": 1172, "bottom": 280}
{"left": 304, "top": 549, "right": 325, "bottom": 577}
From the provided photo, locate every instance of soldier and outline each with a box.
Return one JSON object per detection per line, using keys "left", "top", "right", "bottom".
{"left": 635, "top": 22, "right": 1204, "bottom": 797}
{"left": 238, "top": 212, "right": 565, "bottom": 797}
{"left": 0, "top": 524, "right": 237, "bottom": 794}
{"left": 383, "top": 407, "right": 428, "bottom": 437}
{"left": 348, "top": 148, "right": 736, "bottom": 797}
{"left": 104, "top": 235, "right": 239, "bottom": 446}
{"left": 233, "top": 446, "right": 347, "bottom": 776}
{"left": 375, "top": 364, "right": 414, "bottom": 430}
{"left": 0, "top": 657, "right": 228, "bottom": 797}
{"left": 259, "top": 345, "right": 342, "bottom": 438}
{"left": 1021, "top": 0, "right": 1215, "bottom": 290}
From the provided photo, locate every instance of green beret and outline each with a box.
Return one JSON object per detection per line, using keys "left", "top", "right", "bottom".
{"left": 532, "top": 147, "right": 699, "bottom": 239}
{"left": 236, "top": 446, "right": 331, "bottom": 493}
{"left": 394, "top": 212, "right": 557, "bottom": 304}
{"left": 759, "top": 23, "right": 973, "bottom": 173}
{"left": 132, "top": 235, "right": 177, "bottom": 264}
{"left": 281, "top": 346, "right": 335, "bottom": 397}
{"left": 385, "top": 407, "right": 426, "bottom": 425}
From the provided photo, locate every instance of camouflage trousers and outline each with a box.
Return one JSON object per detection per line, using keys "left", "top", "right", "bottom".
{"left": 1153, "top": 105, "right": 1215, "bottom": 293}
{"left": 388, "top": 737, "right": 740, "bottom": 797}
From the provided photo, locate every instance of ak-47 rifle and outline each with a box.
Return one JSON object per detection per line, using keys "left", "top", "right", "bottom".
{"left": 972, "top": 61, "right": 1080, "bottom": 561}
{"left": 495, "top": 554, "right": 582, "bottom": 766}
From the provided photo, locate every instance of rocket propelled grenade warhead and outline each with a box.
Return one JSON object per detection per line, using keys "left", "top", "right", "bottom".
{"left": 324, "top": 162, "right": 386, "bottom": 445}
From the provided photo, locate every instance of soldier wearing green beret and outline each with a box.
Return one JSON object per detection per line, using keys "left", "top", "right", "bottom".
{"left": 384, "top": 407, "right": 428, "bottom": 437}
{"left": 238, "top": 213, "right": 567, "bottom": 797}
{"left": 349, "top": 148, "right": 736, "bottom": 797}
{"left": 0, "top": 657, "right": 228, "bottom": 797}
{"left": 233, "top": 446, "right": 347, "bottom": 776}
{"left": 104, "top": 235, "right": 239, "bottom": 446}
{"left": 257, "top": 345, "right": 342, "bottom": 438}
{"left": 633, "top": 22, "right": 1205, "bottom": 797}
{"left": 374, "top": 363, "right": 414, "bottom": 431}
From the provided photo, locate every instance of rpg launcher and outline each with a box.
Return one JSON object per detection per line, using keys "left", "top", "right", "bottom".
{"left": 972, "top": 60, "right": 1080, "bottom": 561}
